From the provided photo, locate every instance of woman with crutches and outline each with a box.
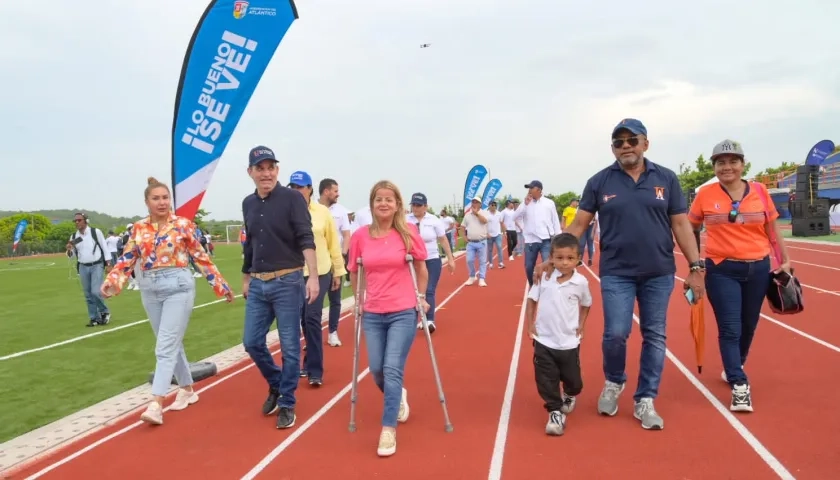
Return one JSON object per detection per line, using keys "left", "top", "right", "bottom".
{"left": 346, "top": 180, "right": 430, "bottom": 457}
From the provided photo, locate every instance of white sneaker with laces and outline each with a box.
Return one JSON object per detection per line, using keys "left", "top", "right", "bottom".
{"left": 140, "top": 401, "right": 164, "bottom": 425}
{"left": 170, "top": 388, "right": 199, "bottom": 411}
{"left": 328, "top": 331, "right": 342, "bottom": 347}
{"left": 478, "top": 278, "right": 487, "bottom": 287}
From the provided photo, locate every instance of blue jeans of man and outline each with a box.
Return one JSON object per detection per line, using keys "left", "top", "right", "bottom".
{"left": 301, "top": 273, "right": 332, "bottom": 379}
{"left": 704, "top": 257, "right": 770, "bottom": 387}
{"left": 243, "top": 270, "right": 305, "bottom": 409}
{"left": 601, "top": 274, "right": 673, "bottom": 401}
{"left": 465, "top": 240, "right": 488, "bottom": 279}
{"left": 579, "top": 224, "right": 595, "bottom": 262}
{"left": 78, "top": 262, "right": 109, "bottom": 321}
{"left": 138, "top": 268, "right": 196, "bottom": 397}
{"left": 524, "top": 239, "right": 551, "bottom": 286}
{"left": 327, "top": 271, "right": 342, "bottom": 334}
{"left": 363, "top": 308, "right": 417, "bottom": 427}
{"left": 515, "top": 232, "right": 524, "bottom": 255}
{"left": 425, "top": 258, "right": 442, "bottom": 322}
{"left": 486, "top": 234, "right": 503, "bottom": 266}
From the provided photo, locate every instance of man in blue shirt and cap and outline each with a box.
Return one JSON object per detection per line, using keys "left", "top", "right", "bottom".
{"left": 536, "top": 118, "right": 705, "bottom": 431}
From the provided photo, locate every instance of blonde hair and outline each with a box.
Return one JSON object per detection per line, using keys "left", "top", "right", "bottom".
{"left": 368, "top": 180, "right": 412, "bottom": 251}
{"left": 144, "top": 176, "right": 170, "bottom": 200}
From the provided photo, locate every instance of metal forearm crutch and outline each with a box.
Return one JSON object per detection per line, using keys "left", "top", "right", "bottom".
{"left": 407, "top": 254, "right": 454, "bottom": 432}
{"left": 348, "top": 257, "right": 365, "bottom": 432}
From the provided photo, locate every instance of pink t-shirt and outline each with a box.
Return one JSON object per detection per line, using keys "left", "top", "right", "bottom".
{"left": 347, "top": 224, "right": 428, "bottom": 314}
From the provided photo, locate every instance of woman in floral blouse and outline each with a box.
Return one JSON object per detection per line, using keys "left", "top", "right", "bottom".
{"left": 101, "top": 177, "right": 234, "bottom": 425}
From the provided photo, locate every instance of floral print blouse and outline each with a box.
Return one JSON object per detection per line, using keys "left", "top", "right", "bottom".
{"left": 103, "top": 214, "right": 231, "bottom": 297}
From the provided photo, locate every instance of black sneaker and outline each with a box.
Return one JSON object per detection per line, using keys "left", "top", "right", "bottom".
{"left": 299, "top": 369, "right": 308, "bottom": 378}
{"left": 309, "top": 377, "right": 323, "bottom": 387}
{"left": 100, "top": 313, "right": 111, "bottom": 325}
{"left": 262, "top": 388, "right": 280, "bottom": 416}
{"left": 730, "top": 384, "right": 753, "bottom": 412}
{"left": 86, "top": 319, "right": 100, "bottom": 327}
{"left": 276, "top": 407, "right": 296, "bottom": 429}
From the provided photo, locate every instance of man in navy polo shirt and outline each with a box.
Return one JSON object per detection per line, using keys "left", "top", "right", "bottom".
{"left": 537, "top": 118, "right": 704, "bottom": 430}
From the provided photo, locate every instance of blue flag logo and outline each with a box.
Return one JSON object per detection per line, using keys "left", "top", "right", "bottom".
{"left": 12, "top": 219, "right": 28, "bottom": 253}
{"left": 804, "top": 139, "right": 835, "bottom": 166}
{"left": 171, "top": 0, "right": 299, "bottom": 220}
{"left": 480, "top": 179, "right": 503, "bottom": 210}
{"left": 463, "top": 165, "right": 488, "bottom": 207}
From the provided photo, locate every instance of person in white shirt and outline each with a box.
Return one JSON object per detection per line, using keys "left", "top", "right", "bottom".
{"left": 355, "top": 206, "right": 373, "bottom": 228}
{"left": 104, "top": 230, "right": 120, "bottom": 264}
{"left": 485, "top": 201, "right": 506, "bottom": 269}
{"left": 459, "top": 196, "right": 490, "bottom": 286}
{"left": 515, "top": 180, "right": 562, "bottom": 286}
{"left": 438, "top": 209, "right": 457, "bottom": 252}
{"left": 500, "top": 200, "right": 519, "bottom": 261}
{"left": 525, "top": 233, "right": 592, "bottom": 436}
{"left": 318, "top": 178, "right": 352, "bottom": 346}
{"left": 66, "top": 212, "right": 112, "bottom": 327}
{"left": 408, "top": 193, "right": 456, "bottom": 333}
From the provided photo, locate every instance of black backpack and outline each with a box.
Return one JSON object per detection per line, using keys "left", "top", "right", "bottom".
{"left": 71, "top": 228, "right": 106, "bottom": 271}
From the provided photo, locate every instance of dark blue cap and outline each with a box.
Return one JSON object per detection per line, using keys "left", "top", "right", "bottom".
{"left": 524, "top": 180, "right": 543, "bottom": 189}
{"left": 612, "top": 118, "right": 647, "bottom": 137}
{"left": 410, "top": 193, "right": 428, "bottom": 205}
{"left": 288, "top": 171, "right": 312, "bottom": 187}
{"left": 249, "top": 146, "right": 277, "bottom": 166}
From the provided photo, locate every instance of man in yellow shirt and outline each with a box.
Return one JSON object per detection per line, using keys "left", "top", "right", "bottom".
{"left": 288, "top": 171, "right": 346, "bottom": 386}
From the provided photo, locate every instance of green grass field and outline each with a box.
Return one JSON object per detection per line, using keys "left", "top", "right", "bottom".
{"left": 0, "top": 244, "right": 353, "bottom": 443}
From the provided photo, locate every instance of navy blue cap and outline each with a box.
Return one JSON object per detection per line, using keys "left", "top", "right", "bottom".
{"left": 249, "top": 146, "right": 277, "bottom": 166}
{"left": 612, "top": 118, "right": 647, "bottom": 137}
{"left": 288, "top": 171, "right": 312, "bottom": 187}
{"left": 524, "top": 180, "right": 543, "bottom": 189}
{"left": 410, "top": 193, "right": 427, "bottom": 205}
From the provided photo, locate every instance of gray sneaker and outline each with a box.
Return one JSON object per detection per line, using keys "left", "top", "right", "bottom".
{"left": 597, "top": 381, "right": 625, "bottom": 416}
{"left": 633, "top": 397, "right": 664, "bottom": 430}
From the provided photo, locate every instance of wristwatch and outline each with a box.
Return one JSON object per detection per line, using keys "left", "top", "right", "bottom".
{"left": 418, "top": 293, "right": 426, "bottom": 299}
{"left": 689, "top": 260, "right": 705, "bottom": 272}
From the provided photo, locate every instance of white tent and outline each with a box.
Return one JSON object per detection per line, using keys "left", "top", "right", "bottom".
{"left": 694, "top": 176, "right": 720, "bottom": 192}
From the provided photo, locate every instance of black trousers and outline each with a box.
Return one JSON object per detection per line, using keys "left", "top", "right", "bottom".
{"left": 533, "top": 340, "right": 583, "bottom": 412}
{"left": 505, "top": 230, "right": 518, "bottom": 256}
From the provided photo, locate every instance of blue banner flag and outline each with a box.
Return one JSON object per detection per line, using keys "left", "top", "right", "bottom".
{"left": 480, "top": 179, "right": 503, "bottom": 210}
{"left": 12, "top": 219, "right": 28, "bottom": 253}
{"left": 804, "top": 139, "right": 836, "bottom": 166}
{"left": 171, "top": 0, "right": 299, "bottom": 220}
{"left": 463, "top": 165, "right": 488, "bottom": 207}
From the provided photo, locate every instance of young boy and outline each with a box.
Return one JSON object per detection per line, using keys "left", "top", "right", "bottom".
{"left": 525, "top": 233, "right": 592, "bottom": 436}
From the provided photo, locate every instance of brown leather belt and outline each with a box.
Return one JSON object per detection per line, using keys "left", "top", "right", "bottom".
{"left": 250, "top": 267, "right": 302, "bottom": 280}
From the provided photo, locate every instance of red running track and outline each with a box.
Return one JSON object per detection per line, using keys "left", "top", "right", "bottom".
{"left": 6, "top": 243, "right": 840, "bottom": 479}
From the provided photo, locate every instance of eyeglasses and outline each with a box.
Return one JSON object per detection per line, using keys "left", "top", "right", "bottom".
{"left": 728, "top": 201, "right": 741, "bottom": 223}
{"left": 611, "top": 136, "right": 641, "bottom": 149}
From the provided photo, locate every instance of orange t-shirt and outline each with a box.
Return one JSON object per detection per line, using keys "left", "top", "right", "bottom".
{"left": 688, "top": 182, "right": 778, "bottom": 264}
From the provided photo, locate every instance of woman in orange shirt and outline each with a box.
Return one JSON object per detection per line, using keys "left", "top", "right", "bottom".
{"left": 688, "top": 140, "right": 791, "bottom": 413}
{"left": 101, "top": 177, "right": 234, "bottom": 425}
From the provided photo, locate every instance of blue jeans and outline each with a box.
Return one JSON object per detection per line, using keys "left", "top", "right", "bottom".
{"left": 327, "top": 273, "right": 342, "bottom": 333}
{"left": 524, "top": 239, "right": 551, "bottom": 286}
{"left": 138, "top": 268, "right": 196, "bottom": 396}
{"left": 446, "top": 231, "right": 455, "bottom": 251}
{"left": 601, "top": 274, "right": 673, "bottom": 401}
{"left": 704, "top": 257, "right": 770, "bottom": 387}
{"left": 78, "top": 262, "right": 109, "bottom": 320}
{"left": 515, "top": 232, "right": 524, "bottom": 255}
{"left": 425, "top": 258, "right": 442, "bottom": 322}
{"left": 486, "top": 235, "right": 503, "bottom": 266}
{"left": 579, "top": 224, "right": 595, "bottom": 262}
{"left": 301, "top": 273, "right": 331, "bottom": 378}
{"left": 363, "top": 308, "right": 417, "bottom": 427}
{"left": 243, "top": 270, "right": 305, "bottom": 408}
{"left": 465, "top": 240, "right": 488, "bottom": 279}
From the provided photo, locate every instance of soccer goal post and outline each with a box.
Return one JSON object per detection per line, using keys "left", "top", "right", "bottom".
{"left": 225, "top": 224, "right": 243, "bottom": 244}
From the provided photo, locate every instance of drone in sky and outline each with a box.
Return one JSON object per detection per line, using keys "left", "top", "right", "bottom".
{"left": 420, "top": 43, "right": 431, "bottom": 48}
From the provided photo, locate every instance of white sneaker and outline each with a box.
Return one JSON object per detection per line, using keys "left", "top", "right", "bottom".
{"left": 508, "top": 255, "right": 514, "bottom": 261}
{"left": 465, "top": 277, "right": 476, "bottom": 286}
{"left": 193, "top": 272, "right": 202, "bottom": 278}
{"left": 140, "top": 401, "right": 163, "bottom": 425}
{"left": 377, "top": 429, "right": 397, "bottom": 457}
{"left": 170, "top": 388, "right": 199, "bottom": 411}
{"left": 328, "top": 331, "right": 342, "bottom": 347}
{"left": 478, "top": 279, "right": 487, "bottom": 287}
{"left": 397, "top": 388, "right": 409, "bottom": 423}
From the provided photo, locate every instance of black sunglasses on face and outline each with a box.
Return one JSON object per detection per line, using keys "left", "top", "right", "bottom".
{"left": 611, "top": 136, "right": 641, "bottom": 149}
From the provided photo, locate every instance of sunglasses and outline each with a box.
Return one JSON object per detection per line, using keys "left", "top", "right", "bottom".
{"left": 728, "top": 201, "right": 741, "bottom": 223}
{"left": 611, "top": 136, "right": 641, "bottom": 149}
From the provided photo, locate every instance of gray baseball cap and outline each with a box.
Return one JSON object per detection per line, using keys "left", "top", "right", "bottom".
{"left": 710, "top": 139, "right": 745, "bottom": 161}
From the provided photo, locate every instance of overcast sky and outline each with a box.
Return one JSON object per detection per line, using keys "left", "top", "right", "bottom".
{"left": 2, "top": 0, "right": 839, "bottom": 220}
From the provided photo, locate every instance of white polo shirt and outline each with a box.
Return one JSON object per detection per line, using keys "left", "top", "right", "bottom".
{"left": 486, "top": 210, "right": 503, "bottom": 237}
{"left": 528, "top": 270, "right": 592, "bottom": 350}
{"left": 515, "top": 196, "right": 562, "bottom": 244}
{"left": 328, "top": 203, "right": 351, "bottom": 249}
{"left": 500, "top": 207, "right": 518, "bottom": 232}
{"left": 407, "top": 213, "right": 445, "bottom": 260}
